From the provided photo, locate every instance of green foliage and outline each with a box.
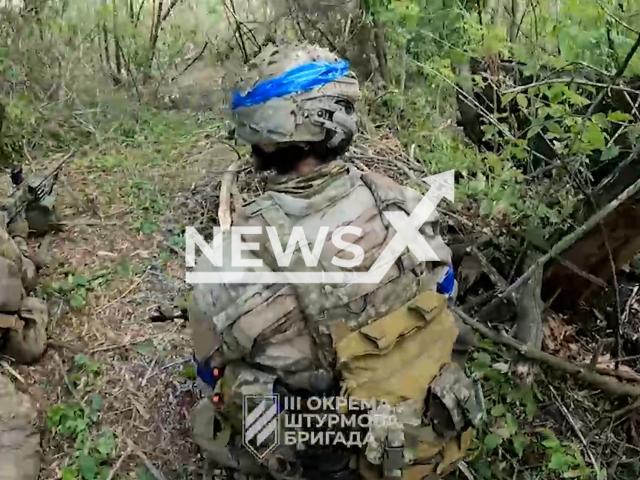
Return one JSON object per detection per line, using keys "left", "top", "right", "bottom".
{"left": 39, "top": 270, "right": 112, "bottom": 310}
{"left": 46, "top": 355, "right": 118, "bottom": 480}
{"left": 467, "top": 346, "right": 596, "bottom": 479}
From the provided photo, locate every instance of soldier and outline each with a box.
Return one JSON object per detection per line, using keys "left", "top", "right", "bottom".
{"left": 188, "top": 44, "right": 480, "bottom": 480}
{"left": 0, "top": 165, "right": 57, "bottom": 480}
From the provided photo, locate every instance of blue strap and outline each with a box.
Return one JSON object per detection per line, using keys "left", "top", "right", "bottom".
{"left": 437, "top": 265, "right": 456, "bottom": 297}
{"left": 231, "top": 60, "right": 351, "bottom": 109}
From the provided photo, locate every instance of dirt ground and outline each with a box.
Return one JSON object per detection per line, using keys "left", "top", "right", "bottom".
{"left": 12, "top": 137, "right": 239, "bottom": 480}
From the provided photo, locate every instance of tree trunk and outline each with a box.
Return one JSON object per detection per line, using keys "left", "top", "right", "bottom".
{"left": 372, "top": 19, "right": 389, "bottom": 84}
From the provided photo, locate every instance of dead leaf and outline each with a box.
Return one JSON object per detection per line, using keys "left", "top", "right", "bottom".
{"left": 596, "top": 354, "right": 640, "bottom": 383}
{"left": 543, "top": 315, "right": 578, "bottom": 359}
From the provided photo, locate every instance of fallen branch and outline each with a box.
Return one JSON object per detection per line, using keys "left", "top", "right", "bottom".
{"left": 219, "top": 161, "right": 241, "bottom": 232}
{"left": 468, "top": 246, "right": 509, "bottom": 290}
{"left": 549, "top": 385, "right": 602, "bottom": 477}
{"left": 511, "top": 227, "right": 608, "bottom": 288}
{"left": 0, "top": 361, "right": 25, "bottom": 383}
{"left": 95, "top": 268, "right": 149, "bottom": 314}
{"left": 513, "top": 254, "right": 544, "bottom": 384}
{"left": 452, "top": 307, "right": 640, "bottom": 398}
{"left": 127, "top": 439, "right": 167, "bottom": 480}
{"left": 89, "top": 335, "right": 157, "bottom": 354}
{"left": 105, "top": 445, "right": 132, "bottom": 480}
{"left": 485, "top": 175, "right": 640, "bottom": 310}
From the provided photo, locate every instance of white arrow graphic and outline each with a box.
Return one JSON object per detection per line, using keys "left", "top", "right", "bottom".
{"left": 186, "top": 170, "right": 455, "bottom": 284}
{"left": 354, "top": 169, "right": 455, "bottom": 284}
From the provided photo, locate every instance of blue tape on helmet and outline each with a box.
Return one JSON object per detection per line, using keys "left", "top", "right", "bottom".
{"left": 231, "top": 60, "right": 351, "bottom": 109}
{"left": 437, "top": 265, "right": 456, "bottom": 297}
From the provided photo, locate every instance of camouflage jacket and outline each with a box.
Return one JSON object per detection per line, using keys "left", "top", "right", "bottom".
{"left": 189, "top": 160, "right": 452, "bottom": 395}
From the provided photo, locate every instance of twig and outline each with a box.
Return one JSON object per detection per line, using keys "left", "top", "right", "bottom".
{"left": 219, "top": 161, "right": 240, "bottom": 232}
{"left": 128, "top": 439, "right": 167, "bottom": 480}
{"left": 452, "top": 307, "right": 640, "bottom": 397}
{"left": 95, "top": 268, "right": 149, "bottom": 314}
{"left": 59, "top": 219, "right": 118, "bottom": 227}
{"left": 623, "top": 90, "right": 640, "bottom": 120}
{"left": 583, "top": 32, "right": 640, "bottom": 121}
{"left": 596, "top": 0, "right": 640, "bottom": 35}
{"left": 141, "top": 356, "right": 158, "bottom": 387}
{"left": 601, "top": 223, "right": 623, "bottom": 367}
{"left": 0, "top": 361, "right": 25, "bottom": 383}
{"left": 106, "top": 445, "right": 132, "bottom": 480}
{"left": 89, "top": 336, "right": 156, "bottom": 354}
{"left": 46, "top": 339, "right": 82, "bottom": 354}
{"left": 503, "top": 78, "right": 640, "bottom": 96}
{"left": 485, "top": 176, "right": 640, "bottom": 309}
{"left": 171, "top": 41, "right": 209, "bottom": 82}
{"left": 458, "top": 461, "right": 476, "bottom": 480}
{"left": 611, "top": 397, "right": 640, "bottom": 420}
{"left": 468, "top": 246, "right": 509, "bottom": 290}
{"left": 623, "top": 286, "right": 639, "bottom": 325}
{"left": 548, "top": 385, "right": 603, "bottom": 478}
{"left": 160, "top": 0, "right": 180, "bottom": 22}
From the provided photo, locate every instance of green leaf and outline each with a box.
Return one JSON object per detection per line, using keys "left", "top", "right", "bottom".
{"left": 549, "top": 451, "right": 577, "bottom": 471}
{"left": 484, "top": 433, "right": 503, "bottom": 451}
{"left": 608, "top": 111, "right": 634, "bottom": 122}
{"left": 61, "top": 467, "right": 78, "bottom": 480}
{"left": 564, "top": 88, "right": 590, "bottom": 107}
{"left": 516, "top": 93, "right": 528, "bottom": 108}
{"left": 475, "top": 352, "right": 492, "bottom": 367}
{"left": 180, "top": 364, "right": 197, "bottom": 380}
{"left": 90, "top": 394, "right": 103, "bottom": 412}
{"left": 512, "top": 433, "right": 528, "bottom": 457}
{"left": 542, "top": 432, "right": 561, "bottom": 450}
{"left": 95, "top": 429, "right": 117, "bottom": 461}
{"left": 74, "top": 354, "right": 87, "bottom": 367}
{"left": 72, "top": 275, "right": 88, "bottom": 287}
{"left": 69, "top": 293, "right": 86, "bottom": 309}
{"left": 583, "top": 121, "right": 606, "bottom": 151}
{"left": 141, "top": 222, "right": 158, "bottom": 235}
{"left": 601, "top": 144, "right": 620, "bottom": 161}
{"left": 501, "top": 92, "right": 516, "bottom": 105}
{"left": 526, "top": 124, "right": 542, "bottom": 139}
{"left": 79, "top": 454, "right": 98, "bottom": 480}
{"left": 491, "top": 404, "right": 506, "bottom": 417}
{"left": 505, "top": 413, "right": 518, "bottom": 435}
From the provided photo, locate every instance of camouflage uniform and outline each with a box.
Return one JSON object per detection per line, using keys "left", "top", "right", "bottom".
{"left": 0, "top": 169, "right": 55, "bottom": 480}
{"left": 188, "top": 45, "right": 481, "bottom": 479}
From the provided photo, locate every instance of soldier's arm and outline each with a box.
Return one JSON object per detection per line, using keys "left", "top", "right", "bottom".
{"left": 188, "top": 229, "right": 278, "bottom": 386}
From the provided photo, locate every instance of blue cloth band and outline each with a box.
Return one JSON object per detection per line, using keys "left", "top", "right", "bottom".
{"left": 231, "top": 60, "right": 351, "bottom": 109}
{"left": 437, "top": 265, "right": 456, "bottom": 297}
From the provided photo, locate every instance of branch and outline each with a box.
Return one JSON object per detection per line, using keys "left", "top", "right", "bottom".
{"left": 161, "top": 0, "right": 180, "bottom": 22}
{"left": 596, "top": 0, "right": 640, "bottom": 35}
{"left": 452, "top": 307, "right": 640, "bottom": 398}
{"left": 170, "top": 42, "right": 209, "bottom": 82}
{"left": 502, "top": 77, "right": 640, "bottom": 96}
{"left": 495, "top": 176, "right": 640, "bottom": 307}
{"left": 584, "top": 31, "right": 640, "bottom": 120}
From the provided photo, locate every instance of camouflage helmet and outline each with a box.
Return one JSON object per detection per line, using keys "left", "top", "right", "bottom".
{"left": 231, "top": 44, "right": 361, "bottom": 148}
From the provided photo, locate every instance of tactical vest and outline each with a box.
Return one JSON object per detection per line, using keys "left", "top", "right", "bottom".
{"left": 190, "top": 161, "right": 451, "bottom": 379}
